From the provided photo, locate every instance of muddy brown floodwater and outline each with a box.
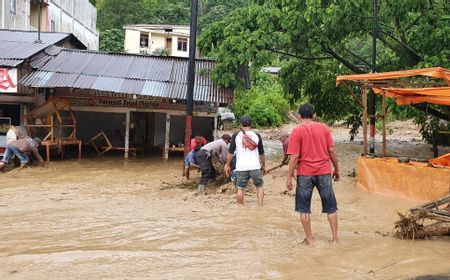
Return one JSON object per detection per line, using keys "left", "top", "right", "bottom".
{"left": 0, "top": 137, "right": 449, "bottom": 279}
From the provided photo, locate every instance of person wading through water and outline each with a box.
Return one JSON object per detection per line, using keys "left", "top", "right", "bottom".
{"left": 225, "top": 115, "right": 266, "bottom": 206}
{"left": 285, "top": 103, "right": 340, "bottom": 246}
{"left": 195, "top": 134, "right": 231, "bottom": 194}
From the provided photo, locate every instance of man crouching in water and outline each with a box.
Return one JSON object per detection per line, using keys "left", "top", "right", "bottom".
{"left": 286, "top": 103, "right": 340, "bottom": 246}
{"left": 0, "top": 137, "right": 44, "bottom": 172}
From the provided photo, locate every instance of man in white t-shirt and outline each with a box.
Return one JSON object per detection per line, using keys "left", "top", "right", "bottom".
{"left": 225, "top": 115, "right": 266, "bottom": 206}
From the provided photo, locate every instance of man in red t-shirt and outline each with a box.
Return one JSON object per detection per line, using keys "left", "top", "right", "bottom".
{"left": 286, "top": 103, "right": 340, "bottom": 246}
{"left": 190, "top": 135, "right": 207, "bottom": 150}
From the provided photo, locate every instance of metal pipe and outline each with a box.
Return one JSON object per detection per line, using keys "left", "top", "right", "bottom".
{"left": 184, "top": 0, "right": 198, "bottom": 156}
{"left": 1, "top": 0, "right": 5, "bottom": 29}
{"left": 37, "top": 0, "right": 42, "bottom": 42}
{"left": 369, "top": 0, "right": 378, "bottom": 154}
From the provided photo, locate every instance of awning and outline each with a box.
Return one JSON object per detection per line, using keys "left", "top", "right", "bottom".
{"left": 336, "top": 67, "right": 450, "bottom": 87}
{"left": 373, "top": 87, "right": 450, "bottom": 106}
{"left": 336, "top": 67, "right": 450, "bottom": 107}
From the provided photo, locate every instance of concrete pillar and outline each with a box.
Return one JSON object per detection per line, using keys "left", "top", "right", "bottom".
{"left": 163, "top": 113, "right": 170, "bottom": 159}
{"left": 213, "top": 114, "right": 218, "bottom": 140}
{"left": 124, "top": 110, "right": 130, "bottom": 159}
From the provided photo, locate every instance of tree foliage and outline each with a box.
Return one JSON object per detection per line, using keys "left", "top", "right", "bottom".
{"left": 232, "top": 77, "right": 290, "bottom": 127}
{"left": 199, "top": 0, "right": 450, "bottom": 144}
{"left": 99, "top": 29, "right": 125, "bottom": 52}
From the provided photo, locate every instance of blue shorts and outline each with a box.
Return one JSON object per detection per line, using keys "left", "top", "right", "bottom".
{"left": 295, "top": 175, "right": 337, "bottom": 214}
{"left": 236, "top": 169, "right": 264, "bottom": 189}
{"left": 231, "top": 170, "right": 237, "bottom": 183}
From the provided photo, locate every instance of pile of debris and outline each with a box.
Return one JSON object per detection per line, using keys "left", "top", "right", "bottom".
{"left": 394, "top": 195, "right": 450, "bottom": 239}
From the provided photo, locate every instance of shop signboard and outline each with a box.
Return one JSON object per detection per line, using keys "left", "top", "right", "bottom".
{"left": 0, "top": 68, "right": 18, "bottom": 93}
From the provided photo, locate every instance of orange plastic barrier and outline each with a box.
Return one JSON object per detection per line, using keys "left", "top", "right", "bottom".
{"left": 429, "top": 153, "right": 450, "bottom": 168}
{"left": 357, "top": 156, "right": 450, "bottom": 201}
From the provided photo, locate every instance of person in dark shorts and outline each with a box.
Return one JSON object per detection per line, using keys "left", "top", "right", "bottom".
{"left": 285, "top": 103, "right": 340, "bottom": 246}
{"left": 225, "top": 115, "right": 266, "bottom": 206}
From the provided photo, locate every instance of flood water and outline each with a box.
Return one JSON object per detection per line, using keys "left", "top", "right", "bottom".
{"left": 0, "top": 142, "right": 449, "bottom": 279}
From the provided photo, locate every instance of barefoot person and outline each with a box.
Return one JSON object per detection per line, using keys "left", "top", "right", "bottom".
{"left": 225, "top": 115, "right": 266, "bottom": 206}
{"left": 279, "top": 132, "right": 290, "bottom": 167}
{"left": 285, "top": 103, "right": 340, "bottom": 245}
{"left": 0, "top": 137, "right": 44, "bottom": 171}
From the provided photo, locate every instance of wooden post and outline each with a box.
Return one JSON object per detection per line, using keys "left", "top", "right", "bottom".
{"left": 382, "top": 92, "right": 387, "bottom": 157}
{"left": 362, "top": 86, "right": 368, "bottom": 156}
{"left": 21, "top": 104, "right": 28, "bottom": 125}
{"left": 163, "top": 114, "right": 171, "bottom": 159}
{"left": 213, "top": 114, "right": 218, "bottom": 139}
{"left": 124, "top": 111, "right": 130, "bottom": 159}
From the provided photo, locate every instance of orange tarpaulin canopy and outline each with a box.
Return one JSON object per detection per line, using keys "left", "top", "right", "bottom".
{"left": 336, "top": 67, "right": 450, "bottom": 86}
{"left": 336, "top": 67, "right": 450, "bottom": 106}
{"left": 373, "top": 87, "right": 450, "bottom": 106}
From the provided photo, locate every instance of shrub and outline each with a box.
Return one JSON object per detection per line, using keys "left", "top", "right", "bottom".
{"left": 232, "top": 83, "right": 289, "bottom": 127}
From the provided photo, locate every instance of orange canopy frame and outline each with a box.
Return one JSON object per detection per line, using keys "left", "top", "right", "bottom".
{"left": 337, "top": 68, "right": 450, "bottom": 201}
{"left": 336, "top": 67, "right": 450, "bottom": 107}
{"left": 336, "top": 67, "right": 450, "bottom": 87}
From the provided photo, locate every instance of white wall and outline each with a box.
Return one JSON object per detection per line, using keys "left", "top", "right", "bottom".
{"left": 124, "top": 29, "right": 141, "bottom": 54}
{"left": 0, "top": 0, "right": 99, "bottom": 49}
{"left": 171, "top": 36, "right": 189, "bottom": 58}
{"left": 150, "top": 33, "right": 166, "bottom": 54}
{"left": 1, "top": 0, "right": 30, "bottom": 30}
{"left": 49, "top": 0, "right": 99, "bottom": 49}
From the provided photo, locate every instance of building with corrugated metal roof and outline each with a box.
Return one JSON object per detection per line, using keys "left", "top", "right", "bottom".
{"left": 0, "top": 29, "right": 85, "bottom": 128}
{"left": 0, "top": 29, "right": 86, "bottom": 157}
{"left": 19, "top": 48, "right": 233, "bottom": 159}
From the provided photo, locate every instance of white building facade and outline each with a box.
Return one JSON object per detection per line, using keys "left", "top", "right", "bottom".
{"left": 124, "top": 24, "right": 190, "bottom": 58}
{"left": 0, "top": 0, "right": 98, "bottom": 50}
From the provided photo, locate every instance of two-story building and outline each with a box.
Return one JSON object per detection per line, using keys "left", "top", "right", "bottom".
{"left": 0, "top": 0, "right": 99, "bottom": 49}
{"left": 124, "top": 24, "right": 191, "bottom": 57}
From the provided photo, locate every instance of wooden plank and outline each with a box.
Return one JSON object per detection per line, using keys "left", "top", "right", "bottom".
{"left": 343, "top": 81, "right": 364, "bottom": 108}
{"left": 382, "top": 92, "right": 387, "bottom": 157}
{"left": 362, "top": 86, "right": 368, "bottom": 156}
{"left": 70, "top": 106, "right": 216, "bottom": 117}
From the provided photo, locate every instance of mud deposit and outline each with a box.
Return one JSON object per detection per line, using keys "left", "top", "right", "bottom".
{"left": 1, "top": 135, "right": 449, "bottom": 279}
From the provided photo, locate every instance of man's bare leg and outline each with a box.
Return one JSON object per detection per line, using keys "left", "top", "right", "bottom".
{"left": 237, "top": 189, "right": 245, "bottom": 205}
{"left": 300, "top": 213, "right": 314, "bottom": 246}
{"left": 327, "top": 212, "right": 339, "bottom": 244}
{"left": 256, "top": 187, "right": 264, "bottom": 206}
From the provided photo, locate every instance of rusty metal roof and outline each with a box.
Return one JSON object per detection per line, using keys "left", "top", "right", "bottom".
{"left": 21, "top": 49, "right": 233, "bottom": 104}
{"left": 0, "top": 29, "right": 71, "bottom": 44}
{"left": 0, "top": 30, "right": 83, "bottom": 67}
{"left": 0, "top": 41, "right": 53, "bottom": 67}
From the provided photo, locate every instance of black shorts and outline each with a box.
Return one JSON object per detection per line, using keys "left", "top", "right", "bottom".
{"left": 295, "top": 175, "right": 338, "bottom": 214}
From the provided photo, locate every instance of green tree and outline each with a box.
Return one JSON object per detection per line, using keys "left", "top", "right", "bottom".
{"left": 199, "top": 0, "right": 450, "bottom": 143}
{"left": 99, "top": 29, "right": 124, "bottom": 52}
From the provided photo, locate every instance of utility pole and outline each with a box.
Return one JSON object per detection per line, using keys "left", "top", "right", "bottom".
{"left": 184, "top": 0, "right": 198, "bottom": 156}
{"left": 369, "top": 0, "right": 378, "bottom": 154}
{"left": 36, "top": 0, "right": 42, "bottom": 43}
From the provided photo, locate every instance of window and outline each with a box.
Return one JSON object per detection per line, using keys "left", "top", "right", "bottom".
{"left": 51, "top": 20, "right": 56, "bottom": 32}
{"left": 10, "top": 0, "right": 17, "bottom": 15}
{"left": 140, "top": 33, "right": 149, "bottom": 48}
{"left": 177, "top": 38, "right": 188, "bottom": 52}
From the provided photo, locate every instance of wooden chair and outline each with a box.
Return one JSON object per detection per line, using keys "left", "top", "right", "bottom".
{"left": 89, "top": 129, "right": 140, "bottom": 157}
{"left": 26, "top": 98, "right": 82, "bottom": 162}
